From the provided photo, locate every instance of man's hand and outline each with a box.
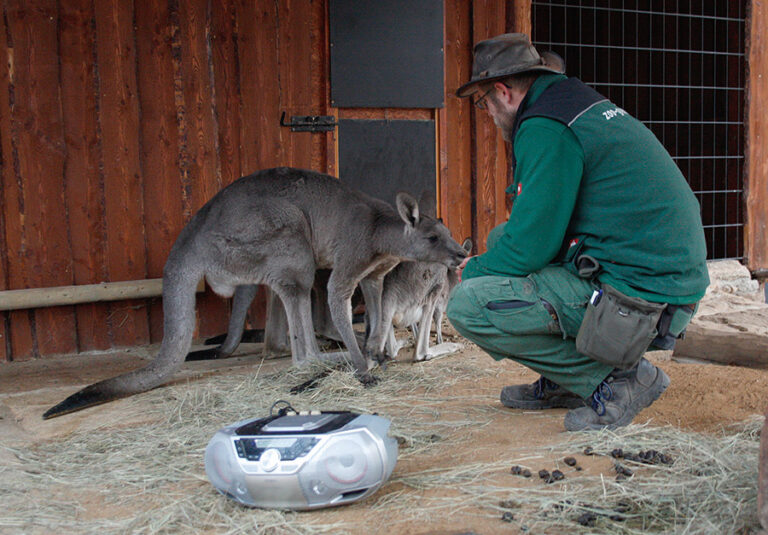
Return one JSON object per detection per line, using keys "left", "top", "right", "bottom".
{"left": 457, "top": 255, "right": 476, "bottom": 282}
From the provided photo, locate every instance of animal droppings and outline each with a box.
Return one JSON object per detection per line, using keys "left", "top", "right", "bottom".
{"left": 538, "top": 469, "right": 550, "bottom": 479}
{"left": 611, "top": 448, "right": 624, "bottom": 459}
{"left": 614, "top": 500, "right": 632, "bottom": 513}
{"left": 583, "top": 446, "right": 595, "bottom": 455}
{"left": 614, "top": 463, "right": 634, "bottom": 477}
{"left": 521, "top": 469, "right": 532, "bottom": 478}
{"left": 501, "top": 512, "right": 515, "bottom": 522}
{"left": 510, "top": 465, "right": 522, "bottom": 475}
{"left": 551, "top": 469, "right": 565, "bottom": 481}
{"left": 637, "top": 449, "right": 674, "bottom": 465}
{"left": 563, "top": 456, "right": 577, "bottom": 466}
{"left": 576, "top": 512, "right": 597, "bottom": 527}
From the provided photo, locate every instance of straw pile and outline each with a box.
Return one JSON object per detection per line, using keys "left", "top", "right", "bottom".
{"left": 0, "top": 353, "right": 762, "bottom": 534}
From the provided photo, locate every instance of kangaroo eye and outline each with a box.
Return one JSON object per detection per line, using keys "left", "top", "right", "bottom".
{"left": 427, "top": 235, "right": 439, "bottom": 243}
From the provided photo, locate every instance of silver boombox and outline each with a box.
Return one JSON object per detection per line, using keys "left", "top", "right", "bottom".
{"left": 204, "top": 410, "right": 398, "bottom": 510}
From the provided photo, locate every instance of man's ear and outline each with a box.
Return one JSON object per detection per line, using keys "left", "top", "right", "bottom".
{"left": 494, "top": 81, "right": 514, "bottom": 105}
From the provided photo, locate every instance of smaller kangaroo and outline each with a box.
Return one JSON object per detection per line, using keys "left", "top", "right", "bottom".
{"left": 372, "top": 227, "right": 472, "bottom": 362}
{"left": 43, "top": 167, "right": 467, "bottom": 419}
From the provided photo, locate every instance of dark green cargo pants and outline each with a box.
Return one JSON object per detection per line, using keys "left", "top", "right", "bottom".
{"left": 447, "top": 265, "right": 613, "bottom": 398}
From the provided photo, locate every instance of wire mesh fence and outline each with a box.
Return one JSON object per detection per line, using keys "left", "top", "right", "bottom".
{"left": 532, "top": 0, "right": 746, "bottom": 260}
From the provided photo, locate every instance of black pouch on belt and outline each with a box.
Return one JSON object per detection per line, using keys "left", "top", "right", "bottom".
{"left": 650, "top": 304, "right": 696, "bottom": 350}
{"left": 576, "top": 284, "right": 667, "bottom": 369}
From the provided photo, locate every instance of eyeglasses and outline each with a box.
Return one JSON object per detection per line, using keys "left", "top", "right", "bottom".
{"left": 474, "top": 87, "right": 494, "bottom": 110}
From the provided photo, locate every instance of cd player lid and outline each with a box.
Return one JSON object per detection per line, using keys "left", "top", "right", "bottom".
{"left": 262, "top": 413, "right": 339, "bottom": 432}
{"left": 235, "top": 411, "right": 358, "bottom": 436}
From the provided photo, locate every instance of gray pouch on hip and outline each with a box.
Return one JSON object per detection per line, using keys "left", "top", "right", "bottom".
{"left": 576, "top": 284, "right": 667, "bottom": 369}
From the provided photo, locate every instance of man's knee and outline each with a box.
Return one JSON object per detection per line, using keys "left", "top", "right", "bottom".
{"left": 446, "top": 282, "right": 480, "bottom": 333}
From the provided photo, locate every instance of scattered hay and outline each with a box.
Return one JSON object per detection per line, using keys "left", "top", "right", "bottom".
{"left": 1, "top": 354, "right": 762, "bottom": 534}
{"left": 0, "top": 357, "right": 493, "bottom": 534}
{"left": 385, "top": 419, "right": 762, "bottom": 533}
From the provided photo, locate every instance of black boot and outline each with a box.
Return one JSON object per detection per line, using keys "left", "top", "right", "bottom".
{"left": 564, "top": 358, "right": 670, "bottom": 431}
{"left": 500, "top": 376, "right": 585, "bottom": 410}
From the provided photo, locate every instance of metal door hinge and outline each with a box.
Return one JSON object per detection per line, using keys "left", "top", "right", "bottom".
{"left": 280, "top": 112, "right": 337, "bottom": 132}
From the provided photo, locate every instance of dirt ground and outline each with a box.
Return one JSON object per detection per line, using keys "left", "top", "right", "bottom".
{"left": 1, "top": 323, "right": 767, "bottom": 534}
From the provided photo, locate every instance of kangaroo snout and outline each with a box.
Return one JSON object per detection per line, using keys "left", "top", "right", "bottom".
{"left": 446, "top": 237, "right": 472, "bottom": 268}
{"left": 449, "top": 249, "right": 468, "bottom": 268}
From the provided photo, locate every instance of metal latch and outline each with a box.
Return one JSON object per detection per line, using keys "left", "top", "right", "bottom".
{"left": 280, "top": 112, "right": 337, "bottom": 132}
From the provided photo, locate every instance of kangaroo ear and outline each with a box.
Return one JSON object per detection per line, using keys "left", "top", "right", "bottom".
{"left": 418, "top": 190, "right": 437, "bottom": 219}
{"left": 396, "top": 192, "right": 420, "bottom": 227}
{"left": 462, "top": 238, "right": 473, "bottom": 253}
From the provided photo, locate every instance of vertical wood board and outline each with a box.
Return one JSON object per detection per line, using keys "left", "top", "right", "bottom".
{"left": 4, "top": 0, "right": 77, "bottom": 357}
{"left": 93, "top": 0, "right": 149, "bottom": 347}
{"left": 59, "top": 0, "right": 112, "bottom": 351}
{"left": 747, "top": 0, "right": 768, "bottom": 272}
{"left": 472, "top": 1, "right": 508, "bottom": 253}
{"left": 440, "top": 0, "right": 473, "bottom": 247}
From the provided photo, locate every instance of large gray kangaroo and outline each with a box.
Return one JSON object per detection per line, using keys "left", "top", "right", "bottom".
{"left": 185, "top": 194, "right": 459, "bottom": 364}
{"left": 43, "top": 167, "right": 467, "bottom": 419}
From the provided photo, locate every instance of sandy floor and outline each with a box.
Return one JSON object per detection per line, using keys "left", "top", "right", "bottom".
{"left": 1, "top": 320, "right": 767, "bottom": 534}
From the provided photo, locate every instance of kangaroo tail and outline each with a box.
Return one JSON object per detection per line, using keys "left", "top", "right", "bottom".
{"left": 43, "top": 248, "right": 203, "bottom": 419}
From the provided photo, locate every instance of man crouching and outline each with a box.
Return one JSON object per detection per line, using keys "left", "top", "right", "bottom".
{"left": 447, "top": 34, "right": 709, "bottom": 431}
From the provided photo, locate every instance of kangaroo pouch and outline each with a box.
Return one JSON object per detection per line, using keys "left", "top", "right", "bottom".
{"left": 576, "top": 284, "right": 666, "bottom": 369}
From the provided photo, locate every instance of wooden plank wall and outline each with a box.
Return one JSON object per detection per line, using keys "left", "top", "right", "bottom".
{"left": 0, "top": 0, "right": 330, "bottom": 361}
{"left": 747, "top": 0, "right": 768, "bottom": 273}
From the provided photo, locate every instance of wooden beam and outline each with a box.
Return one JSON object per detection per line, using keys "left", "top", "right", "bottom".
{"left": 508, "top": 0, "right": 532, "bottom": 35}
{"left": 472, "top": 1, "right": 508, "bottom": 253}
{"left": 672, "top": 308, "right": 768, "bottom": 368}
{"left": 94, "top": 0, "right": 150, "bottom": 348}
{"left": 760, "top": 412, "right": 768, "bottom": 531}
{"left": 60, "top": 0, "right": 113, "bottom": 352}
{"left": 0, "top": 279, "right": 206, "bottom": 312}
{"left": 746, "top": 0, "right": 768, "bottom": 272}
{"left": 439, "top": 0, "right": 473, "bottom": 247}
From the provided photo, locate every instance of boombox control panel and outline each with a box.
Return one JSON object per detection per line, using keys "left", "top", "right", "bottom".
{"left": 233, "top": 436, "right": 320, "bottom": 462}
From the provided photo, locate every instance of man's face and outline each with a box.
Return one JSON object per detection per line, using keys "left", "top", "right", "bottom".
{"left": 486, "top": 93, "right": 517, "bottom": 142}
{"left": 481, "top": 86, "right": 520, "bottom": 142}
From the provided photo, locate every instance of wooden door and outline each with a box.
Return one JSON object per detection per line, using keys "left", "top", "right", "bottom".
{"left": 328, "top": 0, "right": 444, "bottom": 210}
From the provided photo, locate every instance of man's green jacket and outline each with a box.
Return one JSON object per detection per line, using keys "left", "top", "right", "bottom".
{"left": 461, "top": 74, "right": 709, "bottom": 305}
